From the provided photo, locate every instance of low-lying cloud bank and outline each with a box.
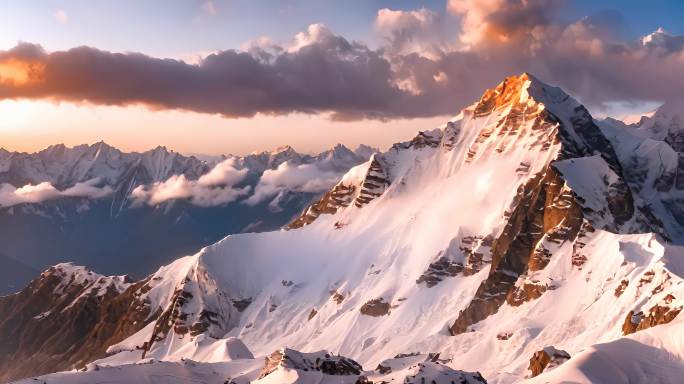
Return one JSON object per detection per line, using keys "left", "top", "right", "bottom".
{"left": 131, "top": 157, "right": 345, "bottom": 208}
{"left": 1, "top": 1, "right": 683, "bottom": 119}
{"left": 0, "top": 178, "right": 112, "bottom": 207}
{"left": 245, "top": 161, "right": 342, "bottom": 206}
{"left": 130, "top": 158, "right": 251, "bottom": 207}
{"left": 0, "top": 156, "right": 352, "bottom": 209}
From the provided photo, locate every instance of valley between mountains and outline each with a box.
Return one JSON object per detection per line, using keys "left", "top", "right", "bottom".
{"left": 3, "top": 73, "right": 684, "bottom": 384}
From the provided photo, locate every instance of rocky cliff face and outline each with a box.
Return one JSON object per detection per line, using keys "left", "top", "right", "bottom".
{"left": 450, "top": 166, "right": 585, "bottom": 335}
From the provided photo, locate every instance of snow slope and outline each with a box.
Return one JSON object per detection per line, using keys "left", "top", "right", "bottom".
{"left": 528, "top": 316, "right": 684, "bottom": 384}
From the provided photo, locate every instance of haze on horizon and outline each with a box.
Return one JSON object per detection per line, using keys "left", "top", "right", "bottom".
{"left": 1, "top": 0, "right": 683, "bottom": 156}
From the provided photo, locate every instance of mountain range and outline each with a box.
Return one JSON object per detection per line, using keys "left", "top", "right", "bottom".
{"left": 0, "top": 142, "right": 373, "bottom": 294}
{"left": 2, "top": 73, "right": 684, "bottom": 383}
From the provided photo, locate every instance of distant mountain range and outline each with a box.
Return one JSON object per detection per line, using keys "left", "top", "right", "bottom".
{"left": 0, "top": 142, "right": 375, "bottom": 294}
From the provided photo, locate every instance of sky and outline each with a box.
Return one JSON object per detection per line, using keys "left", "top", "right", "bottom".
{"left": 0, "top": 0, "right": 683, "bottom": 155}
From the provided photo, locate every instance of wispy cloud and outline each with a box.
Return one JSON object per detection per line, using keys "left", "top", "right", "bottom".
{"left": 245, "top": 161, "right": 341, "bottom": 206}
{"left": 0, "top": 178, "right": 112, "bottom": 207}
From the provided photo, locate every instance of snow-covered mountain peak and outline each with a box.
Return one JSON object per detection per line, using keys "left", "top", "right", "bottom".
{"left": 470, "top": 72, "right": 574, "bottom": 115}
{"left": 42, "top": 262, "right": 132, "bottom": 297}
{"left": 0, "top": 142, "right": 209, "bottom": 188}
{"left": 6, "top": 73, "right": 684, "bottom": 383}
{"left": 613, "top": 99, "right": 684, "bottom": 152}
{"left": 353, "top": 144, "right": 378, "bottom": 159}
{"left": 289, "top": 72, "right": 630, "bottom": 232}
{"left": 642, "top": 27, "right": 684, "bottom": 51}
{"left": 456, "top": 72, "right": 620, "bottom": 173}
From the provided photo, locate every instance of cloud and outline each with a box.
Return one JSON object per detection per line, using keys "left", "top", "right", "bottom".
{"left": 1, "top": 3, "right": 684, "bottom": 119}
{"left": 0, "top": 27, "right": 409, "bottom": 120}
{"left": 131, "top": 158, "right": 250, "bottom": 207}
{"left": 0, "top": 178, "right": 112, "bottom": 207}
{"left": 447, "top": 0, "right": 562, "bottom": 46}
{"left": 54, "top": 10, "right": 69, "bottom": 25}
{"left": 245, "top": 161, "right": 341, "bottom": 206}
{"left": 375, "top": 8, "right": 448, "bottom": 58}
{"left": 197, "top": 158, "right": 247, "bottom": 186}
{"left": 62, "top": 178, "right": 114, "bottom": 198}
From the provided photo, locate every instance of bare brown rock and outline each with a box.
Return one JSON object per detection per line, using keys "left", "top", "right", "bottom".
{"left": 360, "top": 298, "right": 390, "bottom": 317}
{"left": 331, "top": 290, "right": 345, "bottom": 304}
{"left": 615, "top": 279, "right": 629, "bottom": 297}
{"left": 528, "top": 347, "right": 570, "bottom": 377}
{"left": 506, "top": 282, "right": 548, "bottom": 307}
{"left": 622, "top": 295, "right": 683, "bottom": 335}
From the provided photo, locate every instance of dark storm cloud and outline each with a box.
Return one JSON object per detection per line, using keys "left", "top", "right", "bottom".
{"left": 0, "top": 33, "right": 406, "bottom": 119}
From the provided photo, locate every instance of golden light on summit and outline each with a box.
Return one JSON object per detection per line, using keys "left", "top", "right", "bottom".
{"left": 0, "top": 58, "right": 45, "bottom": 85}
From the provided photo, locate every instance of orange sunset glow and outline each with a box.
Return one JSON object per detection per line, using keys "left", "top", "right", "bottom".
{"left": 0, "top": 58, "right": 44, "bottom": 85}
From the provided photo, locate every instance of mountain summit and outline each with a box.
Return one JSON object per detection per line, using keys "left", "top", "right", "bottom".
{"left": 4, "top": 73, "right": 684, "bottom": 383}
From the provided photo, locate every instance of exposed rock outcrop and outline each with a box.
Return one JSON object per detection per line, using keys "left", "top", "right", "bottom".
{"left": 506, "top": 281, "right": 549, "bottom": 307}
{"left": 287, "top": 183, "right": 357, "bottom": 229}
{"left": 368, "top": 353, "right": 487, "bottom": 384}
{"left": 416, "top": 255, "right": 464, "bottom": 287}
{"left": 257, "top": 348, "right": 363, "bottom": 379}
{"left": 528, "top": 346, "right": 570, "bottom": 377}
{"left": 353, "top": 156, "right": 389, "bottom": 207}
{"left": 417, "top": 235, "right": 494, "bottom": 287}
{"left": 288, "top": 154, "right": 389, "bottom": 229}
{"left": 360, "top": 298, "right": 391, "bottom": 317}
{"left": 622, "top": 294, "right": 683, "bottom": 335}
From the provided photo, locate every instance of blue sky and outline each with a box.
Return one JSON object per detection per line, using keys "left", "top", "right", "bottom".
{"left": 1, "top": 1, "right": 444, "bottom": 57}
{"left": 2, "top": 0, "right": 682, "bottom": 58}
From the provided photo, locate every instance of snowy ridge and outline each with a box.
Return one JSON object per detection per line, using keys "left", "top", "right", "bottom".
{"left": 0, "top": 142, "right": 208, "bottom": 189}
{"left": 8, "top": 73, "right": 684, "bottom": 383}
{"left": 599, "top": 100, "right": 684, "bottom": 242}
{"left": 46, "top": 263, "right": 132, "bottom": 306}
